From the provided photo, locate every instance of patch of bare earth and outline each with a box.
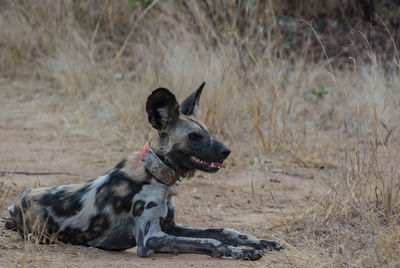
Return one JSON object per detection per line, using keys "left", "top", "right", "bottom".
{"left": 0, "top": 95, "right": 327, "bottom": 267}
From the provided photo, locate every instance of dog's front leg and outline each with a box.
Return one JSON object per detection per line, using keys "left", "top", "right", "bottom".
{"left": 162, "top": 199, "right": 283, "bottom": 251}
{"left": 145, "top": 232, "right": 264, "bottom": 260}
{"left": 134, "top": 203, "right": 263, "bottom": 260}
{"left": 135, "top": 219, "right": 264, "bottom": 260}
{"left": 163, "top": 224, "right": 283, "bottom": 251}
{"left": 136, "top": 221, "right": 264, "bottom": 260}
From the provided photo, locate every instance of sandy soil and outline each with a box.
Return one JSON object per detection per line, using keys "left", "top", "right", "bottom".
{"left": 0, "top": 99, "right": 326, "bottom": 267}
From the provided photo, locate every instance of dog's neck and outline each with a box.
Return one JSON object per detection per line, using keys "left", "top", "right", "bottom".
{"left": 139, "top": 142, "right": 182, "bottom": 186}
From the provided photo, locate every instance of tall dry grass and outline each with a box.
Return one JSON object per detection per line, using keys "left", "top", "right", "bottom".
{"left": 1, "top": 0, "right": 400, "bottom": 266}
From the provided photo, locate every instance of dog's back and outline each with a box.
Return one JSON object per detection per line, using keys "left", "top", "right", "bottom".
{"left": 7, "top": 157, "right": 163, "bottom": 249}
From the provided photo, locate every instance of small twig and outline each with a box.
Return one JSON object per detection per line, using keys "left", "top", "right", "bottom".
{"left": 0, "top": 171, "right": 80, "bottom": 177}
{"left": 112, "top": 0, "right": 160, "bottom": 65}
{"left": 301, "top": 19, "right": 338, "bottom": 93}
{"left": 265, "top": 223, "right": 287, "bottom": 231}
{"left": 380, "top": 128, "right": 394, "bottom": 146}
{"left": 232, "top": 203, "right": 242, "bottom": 211}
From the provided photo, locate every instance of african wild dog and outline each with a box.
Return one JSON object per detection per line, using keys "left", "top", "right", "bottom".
{"left": 6, "top": 83, "right": 283, "bottom": 260}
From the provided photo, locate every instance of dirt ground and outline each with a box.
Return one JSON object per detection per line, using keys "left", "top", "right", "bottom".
{"left": 0, "top": 98, "right": 326, "bottom": 267}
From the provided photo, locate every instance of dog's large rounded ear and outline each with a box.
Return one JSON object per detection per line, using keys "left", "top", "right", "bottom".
{"left": 180, "top": 82, "right": 205, "bottom": 118}
{"left": 146, "top": 88, "right": 180, "bottom": 130}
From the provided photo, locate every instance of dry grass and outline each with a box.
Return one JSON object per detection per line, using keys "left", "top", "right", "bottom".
{"left": 0, "top": 175, "right": 16, "bottom": 211}
{"left": 1, "top": 0, "right": 400, "bottom": 266}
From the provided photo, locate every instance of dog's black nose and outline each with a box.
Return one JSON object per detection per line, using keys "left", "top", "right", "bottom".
{"left": 220, "top": 147, "right": 231, "bottom": 158}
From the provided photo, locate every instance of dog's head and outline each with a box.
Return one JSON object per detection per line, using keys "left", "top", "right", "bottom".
{"left": 146, "top": 82, "right": 230, "bottom": 177}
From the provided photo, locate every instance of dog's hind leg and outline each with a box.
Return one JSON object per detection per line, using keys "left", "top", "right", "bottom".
{"left": 5, "top": 219, "right": 17, "bottom": 231}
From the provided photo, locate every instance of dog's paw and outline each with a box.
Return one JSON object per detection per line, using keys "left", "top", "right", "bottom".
{"left": 256, "top": 239, "right": 284, "bottom": 251}
{"left": 243, "top": 249, "right": 264, "bottom": 261}
{"left": 231, "top": 248, "right": 264, "bottom": 261}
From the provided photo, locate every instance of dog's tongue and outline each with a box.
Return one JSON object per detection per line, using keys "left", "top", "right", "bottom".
{"left": 214, "top": 161, "right": 224, "bottom": 167}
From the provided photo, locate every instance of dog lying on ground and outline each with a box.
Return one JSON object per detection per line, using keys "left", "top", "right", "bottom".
{"left": 6, "top": 83, "right": 283, "bottom": 260}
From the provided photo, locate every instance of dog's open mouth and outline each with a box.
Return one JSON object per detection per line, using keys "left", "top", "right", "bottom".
{"left": 189, "top": 156, "right": 224, "bottom": 172}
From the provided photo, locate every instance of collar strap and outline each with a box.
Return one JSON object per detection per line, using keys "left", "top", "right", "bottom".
{"left": 139, "top": 142, "right": 181, "bottom": 186}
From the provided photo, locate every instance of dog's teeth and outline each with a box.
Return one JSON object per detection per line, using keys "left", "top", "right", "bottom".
{"left": 191, "top": 156, "right": 218, "bottom": 167}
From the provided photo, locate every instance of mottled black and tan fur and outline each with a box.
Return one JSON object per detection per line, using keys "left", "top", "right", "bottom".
{"left": 7, "top": 83, "right": 283, "bottom": 261}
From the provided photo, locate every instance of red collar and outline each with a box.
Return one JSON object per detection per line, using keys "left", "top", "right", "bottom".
{"left": 139, "top": 142, "right": 151, "bottom": 160}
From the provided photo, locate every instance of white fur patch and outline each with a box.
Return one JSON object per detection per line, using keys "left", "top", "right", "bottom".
{"left": 157, "top": 107, "right": 169, "bottom": 120}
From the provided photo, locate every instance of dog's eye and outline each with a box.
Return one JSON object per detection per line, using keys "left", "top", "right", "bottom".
{"left": 188, "top": 132, "right": 202, "bottom": 141}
